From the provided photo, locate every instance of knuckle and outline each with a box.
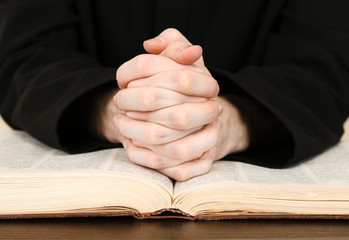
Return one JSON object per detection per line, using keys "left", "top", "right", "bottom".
{"left": 115, "top": 90, "right": 125, "bottom": 109}
{"left": 171, "top": 110, "right": 190, "bottom": 129}
{"left": 202, "top": 160, "right": 213, "bottom": 174}
{"left": 171, "top": 143, "right": 190, "bottom": 161}
{"left": 117, "top": 124, "right": 126, "bottom": 136}
{"left": 145, "top": 125, "right": 166, "bottom": 144}
{"left": 174, "top": 70, "right": 193, "bottom": 92}
{"left": 140, "top": 89, "right": 158, "bottom": 110}
{"left": 115, "top": 67, "right": 124, "bottom": 84}
{"left": 147, "top": 154, "right": 164, "bottom": 169}
{"left": 127, "top": 151, "right": 138, "bottom": 165}
{"left": 215, "top": 82, "right": 220, "bottom": 96}
{"left": 209, "top": 78, "right": 220, "bottom": 97}
{"left": 164, "top": 28, "right": 181, "bottom": 39}
{"left": 145, "top": 125, "right": 158, "bottom": 144}
{"left": 172, "top": 168, "right": 189, "bottom": 182}
{"left": 134, "top": 55, "right": 148, "bottom": 75}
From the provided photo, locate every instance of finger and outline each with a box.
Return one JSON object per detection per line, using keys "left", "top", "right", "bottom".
{"left": 116, "top": 54, "right": 204, "bottom": 89}
{"left": 127, "top": 70, "right": 219, "bottom": 98}
{"left": 143, "top": 28, "right": 206, "bottom": 68}
{"left": 134, "top": 120, "right": 221, "bottom": 161}
{"left": 115, "top": 114, "right": 202, "bottom": 145}
{"left": 160, "top": 40, "right": 203, "bottom": 65}
{"left": 122, "top": 139, "right": 194, "bottom": 169}
{"left": 158, "top": 148, "right": 217, "bottom": 181}
{"left": 143, "top": 37, "right": 164, "bottom": 54}
{"left": 126, "top": 100, "right": 223, "bottom": 130}
{"left": 144, "top": 39, "right": 202, "bottom": 65}
{"left": 114, "top": 87, "right": 206, "bottom": 111}
{"left": 143, "top": 28, "right": 192, "bottom": 55}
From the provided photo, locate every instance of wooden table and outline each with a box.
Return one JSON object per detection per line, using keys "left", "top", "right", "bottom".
{"left": 1, "top": 217, "right": 349, "bottom": 240}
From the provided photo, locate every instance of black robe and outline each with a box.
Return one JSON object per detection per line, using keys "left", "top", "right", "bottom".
{"left": 0, "top": 0, "right": 348, "bottom": 167}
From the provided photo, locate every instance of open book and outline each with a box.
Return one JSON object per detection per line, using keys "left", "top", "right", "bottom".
{"left": 0, "top": 129, "right": 349, "bottom": 220}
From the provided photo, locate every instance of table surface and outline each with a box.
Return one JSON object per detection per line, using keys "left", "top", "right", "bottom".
{"left": 1, "top": 116, "right": 349, "bottom": 239}
{"left": 1, "top": 217, "right": 349, "bottom": 240}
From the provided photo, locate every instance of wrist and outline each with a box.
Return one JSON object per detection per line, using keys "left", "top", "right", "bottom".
{"left": 93, "top": 85, "right": 124, "bottom": 144}
{"left": 214, "top": 96, "right": 250, "bottom": 158}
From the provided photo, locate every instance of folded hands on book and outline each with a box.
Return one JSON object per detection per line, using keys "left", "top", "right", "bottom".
{"left": 103, "top": 28, "right": 250, "bottom": 181}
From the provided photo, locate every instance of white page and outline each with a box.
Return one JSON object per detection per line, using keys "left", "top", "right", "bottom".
{"left": 174, "top": 141, "right": 349, "bottom": 195}
{"left": 0, "top": 130, "right": 173, "bottom": 193}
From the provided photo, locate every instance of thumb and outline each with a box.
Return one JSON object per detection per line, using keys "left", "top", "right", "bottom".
{"left": 145, "top": 39, "right": 202, "bottom": 65}
{"left": 143, "top": 28, "right": 202, "bottom": 65}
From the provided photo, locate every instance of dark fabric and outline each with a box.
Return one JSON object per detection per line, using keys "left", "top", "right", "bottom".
{"left": 0, "top": 0, "right": 348, "bottom": 167}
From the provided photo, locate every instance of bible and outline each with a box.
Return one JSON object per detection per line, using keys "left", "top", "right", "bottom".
{"left": 0, "top": 129, "right": 348, "bottom": 220}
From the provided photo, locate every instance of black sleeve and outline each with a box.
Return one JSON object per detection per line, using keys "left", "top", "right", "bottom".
{"left": 0, "top": 0, "right": 117, "bottom": 152}
{"left": 211, "top": 0, "right": 349, "bottom": 167}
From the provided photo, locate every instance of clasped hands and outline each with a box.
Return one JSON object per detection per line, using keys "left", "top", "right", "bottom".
{"left": 108, "top": 29, "right": 249, "bottom": 181}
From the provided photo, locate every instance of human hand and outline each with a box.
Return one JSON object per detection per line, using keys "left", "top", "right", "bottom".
{"left": 93, "top": 30, "right": 210, "bottom": 145}
{"left": 115, "top": 29, "right": 249, "bottom": 181}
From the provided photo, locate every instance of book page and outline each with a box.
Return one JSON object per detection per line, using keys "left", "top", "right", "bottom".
{"left": 174, "top": 141, "right": 349, "bottom": 195}
{"left": 0, "top": 130, "right": 173, "bottom": 193}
